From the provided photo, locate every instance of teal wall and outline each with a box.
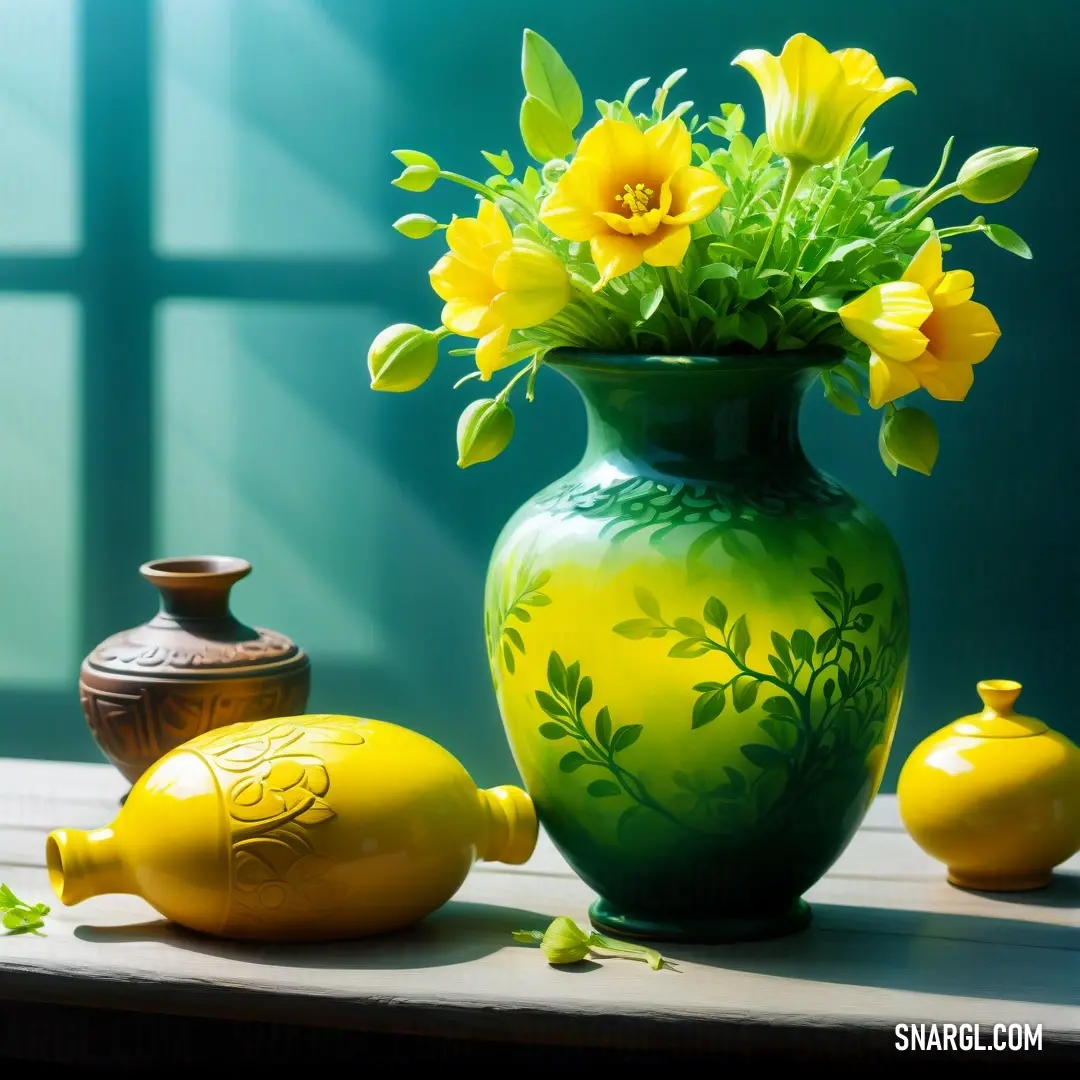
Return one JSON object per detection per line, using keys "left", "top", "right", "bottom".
{"left": 0, "top": 0, "right": 1074, "bottom": 794}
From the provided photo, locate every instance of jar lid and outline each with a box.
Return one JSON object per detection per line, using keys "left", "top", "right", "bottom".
{"left": 950, "top": 680, "right": 1048, "bottom": 738}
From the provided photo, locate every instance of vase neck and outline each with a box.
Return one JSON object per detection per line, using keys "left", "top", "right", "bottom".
{"left": 552, "top": 353, "right": 833, "bottom": 481}
{"left": 46, "top": 827, "right": 133, "bottom": 905}
{"left": 140, "top": 556, "right": 251, "bottom": 621}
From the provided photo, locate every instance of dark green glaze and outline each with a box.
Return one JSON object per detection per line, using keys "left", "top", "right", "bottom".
{"left": 486, "top": 350, "right": 909, "bottom": 942}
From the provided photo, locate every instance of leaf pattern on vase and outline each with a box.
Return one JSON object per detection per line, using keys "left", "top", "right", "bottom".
{"left": 534, "top": 474, "right": 853, "bottom": 550}
{"left": 196, "top": 716, "right": 364, "bottom": 924}
{"left": 533, "top": 651, "right": 701, "bottom": 844}
{"left": 613, "top": 558, "right": 907, "bottom": 826}
{"left": 484, "top": 565, "right": 552, "bottom": 676}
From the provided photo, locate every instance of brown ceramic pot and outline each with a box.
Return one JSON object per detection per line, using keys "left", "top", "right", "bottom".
{"left": 79, "top": 556, "right": 311, "bottom": 785}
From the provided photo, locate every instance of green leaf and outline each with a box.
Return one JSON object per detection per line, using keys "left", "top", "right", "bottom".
{"left": 730, "top": 614, "right": 750, "bottom": 664}
{"left": 722, "top": 766, "right": 746, "bottom": 796}
{"left": 559, "top": 751, "right": 589, "bottom": 773}
{"left": 703, "top": 597, "right": 728, "bottom": 632}
{"left": 503, "top": 642, "right": 515, "bottom": 672}
{"left": 535, "top": 691, "right": 569, "bottom": 719}
{"left": 816, "top": 628, "right": 839, "bottom": 656}
{"left": 672, "top": 770, "right": 696, "bottom": 791}
{"left": 768, "top": 656, "right": 789, "bottom": 680}
{"left": 740, "top": 743, "right": 789, "bottom": 771}
{"left": 883, "top": 407, "right": 939, "bottom": 475}
{"left": 640, "top": 284, "right": 664, "bottom": 321}
{"left": 595, "top": 706, "right": 612, "bottom": 750}
{"left": 691, "top": 262, "right": 738, "bottom": 289}
{"left": 539, "top": 721, "right": 570, "bottom": 739}
{"left": 763, "top": 695, "right": 797, "bottom": 719}
{"left": 826, "top": 557, "right": 845, "bottom": 586}
{"left": 737, "top": 310, "right": 768, "bottom": 350}
{"left": 878, "top": 414, "right": 900, "bottom": 475}
{"left": 587, "top": 779, "right": 621, "bottom": 798}
{"left": 634, "top": 586, "right": 662, "bottom": 620}
{"left": 610, "top": 725, "right": 643, "bottom": 753}
{"left": 692, "top": 687, "right": 726, "bottom": 729}
{"left": 853, "top": 612, "right": 874, "bottom": 633}
{"left": 769, "top": 632, "right": 792, "bottom": 668}
{"left": 984, "top": 223, "right": 1032, "bottom": 259}
{"left": 547, "top": 652, "right": 568, "bottom": 696}
{"left": 826, "top": 237, "right": 875, "bottom": 264}
{"left": 668, "top": 639, "right": 711, "bottom": 659}
{"left": 674, "top": 617, "right": 706, "bottom": 638}
{"left": 856, "top": 583, "right": 883, "bottom": 606}
{"left": 576, "top": 675, "right": 593, "bottom": 710}
{"left": 613, "top": 618, "right": 659, "bottom": 639}
{"left": 481, "top": 149, "right": 514, "bottom": 176}
{"left": 505, "top": 626, "right": 525, "bottom": 653}
{"left": 790, "top": 629, "right": 815, "bottom": 663}
{"left": 759, "top": 717, "right": 799, "bottom": 752}
{"left": 807, "top": 287, "right": 846, "bottom": 308}
{"left": 520, "top": 95, "right": 576, "bottom": 164}
{"left": 822, "top": 372, "right": 861, "bottom": 416}
{"left": 522, "top": 167, "right": 542, "bottom": 199}
{"left": 522, "top": 29, "right": 583, "bottom": 130}
{"left": 732, "top": 678, "right": 759, "bottom": 712}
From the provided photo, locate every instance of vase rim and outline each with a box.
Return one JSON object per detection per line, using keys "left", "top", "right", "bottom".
{"left": 544, "top": 345, "right": 846, "bottom": 375}
{"left": 140, "top": 555, "right": 252, "bottom": 588}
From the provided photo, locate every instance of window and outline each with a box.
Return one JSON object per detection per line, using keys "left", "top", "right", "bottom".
{"left": 0, "top": 1, "right": 404, "bottom": 759}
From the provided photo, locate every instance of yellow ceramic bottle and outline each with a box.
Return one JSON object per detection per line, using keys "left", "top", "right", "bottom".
{"left": 46, "top": 714, "right": 538, "bottom": 940}
{"left": 898, "top": 680, "right": 1080, "bottom": 890}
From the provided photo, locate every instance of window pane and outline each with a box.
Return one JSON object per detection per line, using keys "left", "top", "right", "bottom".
{"left": 0, "top": 296, "right": 80, "bottom": 684}
{"left": 155, "top": 300, "right": 391, "bottom": 665}
{"left": 0, "top": 0, "right": 78, "bottom": 251}
{"left": 154, "top": 0, "right": 389, "bottom": 257}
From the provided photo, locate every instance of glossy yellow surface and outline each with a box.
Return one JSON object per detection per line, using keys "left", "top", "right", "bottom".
{"left": 46, "top": 715, "right": 538, "bottom": 940}
{"left": 898, "top": 681, "right": 1080, "bottom": 890}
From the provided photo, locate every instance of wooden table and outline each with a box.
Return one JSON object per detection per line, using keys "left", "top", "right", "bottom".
{"left": 0, "top": 758, "right": 1075, "bottom": 1065}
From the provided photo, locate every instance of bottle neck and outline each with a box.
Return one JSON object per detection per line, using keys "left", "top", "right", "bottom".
{"left": 554, "top": 358, "right": 821, "bottom": 482}
{"left": 46, "top": 827, "right": 134, "bottom": 905}
{"left": 477, "top": 785, "right": 538, "bottom": 864}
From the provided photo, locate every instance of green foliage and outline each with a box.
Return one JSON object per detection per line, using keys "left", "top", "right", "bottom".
{"left": 0, "top": 885, "right": 49, "bottom": 935}
{"left": 378, "top": 28, "right": 1036, "bottom": 475}
{"left": 614, "top": 561, "right": 907, "bottom": 827}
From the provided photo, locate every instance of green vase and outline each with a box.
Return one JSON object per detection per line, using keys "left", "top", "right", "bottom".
{"left": 485, "top": 348, "right": 909, "bottom": 944}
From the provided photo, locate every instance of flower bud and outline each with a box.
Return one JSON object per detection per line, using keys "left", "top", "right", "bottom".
{"left": 392, "top": 165, "right": 439, "bottom": 192}
{"left": 956, "top": 146, "right": 1038, "bottom": 204}
{"left": 540, "top": 916, "right": 591, "bottom": 965}
{"left": 367, "top": 324, "right": 439, "bottom": 392}
{"left": 392, "top": 213, "right": 440, "bottom": 239}
{"left": 456, "top": 398, "right": 515, "bottom": 468}
{"left": 541, "top": 159, "right": 569, "bottom": 185}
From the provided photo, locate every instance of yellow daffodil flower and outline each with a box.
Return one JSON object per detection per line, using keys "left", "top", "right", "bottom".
{"left": 839, "top": 234, "right": 1000, "bottom": 408}
{"left": 538, "top": 116, "right": 726, "bottom": 287}
{"left": 732, "top": 33, "right": 915, "bottom": 170}
{"left": 429, "top": 200, "right": 570, "bottom": 379}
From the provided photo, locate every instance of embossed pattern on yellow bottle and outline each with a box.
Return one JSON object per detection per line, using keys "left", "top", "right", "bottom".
{"left": 45, "top": 715, "right": 538, "bottom": 940}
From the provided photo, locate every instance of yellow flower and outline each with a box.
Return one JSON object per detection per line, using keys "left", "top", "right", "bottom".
{"left": 429, "top": 200, "right": 570, "bottom": 379}
{"left": 839, "top": 234, "right": 1001, "bottom": 408}
{"left": 538, "top": 116, "right": 726, "bottom": 287}
{"left": 732, "top": 33, "right": 915, "bottom": 169}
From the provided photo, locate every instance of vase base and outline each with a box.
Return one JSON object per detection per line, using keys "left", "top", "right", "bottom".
{"left": 588, "top": 896, "right": 812, "bottom": 944}
{"left": 947, "top": 869, "right": 1051, "bottom": 892}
